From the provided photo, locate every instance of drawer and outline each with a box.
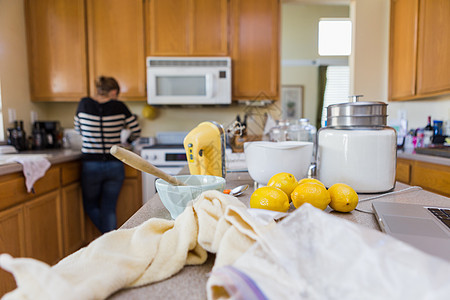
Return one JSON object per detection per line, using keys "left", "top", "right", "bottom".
{"left": 0, "top": 166, "right": 60, "bottom": 211}
{"left": 61, "top": 161, "right": 81, "bottom": 186}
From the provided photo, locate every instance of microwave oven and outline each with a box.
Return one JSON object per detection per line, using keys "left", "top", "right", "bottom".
{"left": 146, "top": 56, "right": 231, "bottom": 105}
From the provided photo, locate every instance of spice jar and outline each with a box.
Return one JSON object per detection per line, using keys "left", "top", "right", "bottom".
{"left": 317, "top": 98, "right": 397, "bottom": 193}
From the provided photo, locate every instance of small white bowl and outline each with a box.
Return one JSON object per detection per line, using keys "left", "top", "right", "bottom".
{"left": 244, "top": 141, "right": 313, "bottom": 185}
{"left": 155, "top": 175, "right": 226, "bottom": 219}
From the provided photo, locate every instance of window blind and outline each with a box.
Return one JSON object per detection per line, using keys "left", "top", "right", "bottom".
{"left": 321, "top": 66, "right": 350, "bottom": 127}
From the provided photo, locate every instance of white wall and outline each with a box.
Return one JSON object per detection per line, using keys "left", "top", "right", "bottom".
{"left": 281, "top": 4, "right": 349, "bottom": 127}
{"left": 0, "top": 0, "right": 48, "bottom": 140}
{"left": 350, "top": 0, "right": 450, "bottom": 129}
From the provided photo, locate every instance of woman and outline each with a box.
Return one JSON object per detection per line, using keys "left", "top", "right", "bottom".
{"left": 74, "top": 76, "right": 141, "bottom": 233}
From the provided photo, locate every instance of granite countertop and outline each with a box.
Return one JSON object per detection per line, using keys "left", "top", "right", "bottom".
{"left": 108, "top": 168, "right": 450, "bottom": 300}
{"left": 0, "top": 149, "right": 82, "bottom": 176}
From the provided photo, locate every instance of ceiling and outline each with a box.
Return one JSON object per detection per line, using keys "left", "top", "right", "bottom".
{"left": 282, "top": 0, "right": 350, "bottom": 5}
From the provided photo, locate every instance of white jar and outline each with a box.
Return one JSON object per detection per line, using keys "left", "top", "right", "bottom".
{"left": 317, "top": 128, "right": 397, "bottom": 193}
{"left": 317, "top": 99, "right": 397, "bottom": 193}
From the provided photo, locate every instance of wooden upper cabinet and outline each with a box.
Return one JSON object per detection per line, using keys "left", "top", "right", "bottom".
{"left": 388, "top": 0, "right": 418, "bottom": 100}
{"left": 389, "top": 0, "right": 450, "bottom": 101}
{"left": 230, "top": 0, "right": 280, "bottom": 101}
{"left": 146, "top": 0, "right": 228, "bottom": 56}
{"left": 25, "top": 0, "right": 88, "bottom": 101}
{"left": 86, "top": 0, "right": 147, "bottom": 101}
{"left": 416, "top": 0, "right": 450, "bottom": 95}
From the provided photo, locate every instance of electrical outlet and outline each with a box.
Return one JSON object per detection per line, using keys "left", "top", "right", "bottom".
{"left": 8, "top": 108, "right": 16, "bottom": 124}
{"left": 31, "top": 111, "right": 38, "bottom": 124}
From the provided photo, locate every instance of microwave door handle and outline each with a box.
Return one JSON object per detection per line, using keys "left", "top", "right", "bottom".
{"left": 205, "top": 74, "right": 214, "bottom": 98}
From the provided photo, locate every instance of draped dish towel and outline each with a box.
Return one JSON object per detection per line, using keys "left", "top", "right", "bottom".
{"left": 207, "top": 204, "right": 450, "bottom": 300}
{"left": 0, "top": 190, "right": 268, "bottom": 300}
{"left": 6, "top": 156, "right": 51, "bottom": 193}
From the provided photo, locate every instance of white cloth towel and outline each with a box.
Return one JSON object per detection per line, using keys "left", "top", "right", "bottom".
{"left": 207, "top": 204, "right": 450, "bottom": 300}
{"left": 0, "top": 190, "right": 266, "bottom": 300}
{"left": 6, "top": 155, "right": 51, "bottom": 193}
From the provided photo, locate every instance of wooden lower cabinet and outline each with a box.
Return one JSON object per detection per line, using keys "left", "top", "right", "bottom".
{"left": 395, "top": 158, "right": 412, "bottom": 184}
{"left": 0, "top": 160, "right": 142, "bottom": 296}
{"left": 116, "top": 178, "right": 141, "bottom": 227}
{"left": 61, "top": 182, "right": 85, "bottom": 256}
{"left": 0, "top": 206, "right": 25, "bottom": 295}
{"left": 23, "top": 190, "right": 63, "bottom": 265}
{"left": 396, "top": 158, "right": 450, "bottom": 197}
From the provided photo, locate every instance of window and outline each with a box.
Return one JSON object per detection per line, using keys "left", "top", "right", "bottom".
{"left": 321, "top": 66, "right": 350, "bottom": 127}
{"left": 318, "top": 18, "right": 352, "bottom": 56}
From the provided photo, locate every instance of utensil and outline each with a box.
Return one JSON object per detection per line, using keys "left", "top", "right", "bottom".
{"left": 110, "top": 145, "right": 186, "bottom": 186}
{"left": 226, "top": 184, "right": 249, "bottom": 197}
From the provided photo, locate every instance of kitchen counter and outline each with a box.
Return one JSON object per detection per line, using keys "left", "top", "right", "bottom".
{"left": 398, "top": 150, "right": 450, "bottom": 166}
{"left": 109, "top": 168, "right": 450, "bottom": 300}
{"left": 0, "top": 149, "right": 82, "bottom": 176}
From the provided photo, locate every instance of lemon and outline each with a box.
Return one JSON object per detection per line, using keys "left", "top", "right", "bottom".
{"left": 297, "top": 178, "right": 326, "bottom": 189}
{"left": 250, "top": 186, "right": 290, "bottom": 212}
{"left": 291, "top": 182, "right": 330, "bottom": 210}
{"left": 142, "top": 104, "right": 159, "bottom": 120}
{"left": 328, "top": 183, "right": 359, "bottom": 213}
{"left": 267, "top": 172, "right": 298, "bottom": 200}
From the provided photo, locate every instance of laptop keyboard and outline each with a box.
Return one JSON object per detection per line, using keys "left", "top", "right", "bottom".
{"left": 427, "top": 208, "right": 450, "bottom": 230}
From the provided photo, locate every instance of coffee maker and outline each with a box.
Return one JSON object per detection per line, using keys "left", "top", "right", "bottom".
{"left": 33, "top": 121, "right": 62, "bottom": 149}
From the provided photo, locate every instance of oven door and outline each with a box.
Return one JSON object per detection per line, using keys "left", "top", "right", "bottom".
{"left": 142, "top": 166, "right": 185, "bottom": 204}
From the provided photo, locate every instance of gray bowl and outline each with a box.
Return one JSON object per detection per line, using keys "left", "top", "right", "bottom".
{"left": 155, "top": 175, "right": 226, "bottom": 219}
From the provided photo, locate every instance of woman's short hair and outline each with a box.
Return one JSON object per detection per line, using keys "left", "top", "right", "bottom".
{"left": 95, "top": 76, "right": 120, "bottom": 96}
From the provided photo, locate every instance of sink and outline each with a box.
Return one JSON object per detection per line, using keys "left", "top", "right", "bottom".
{"left": 414, "top": 146, "right": 450, "bottom": 158}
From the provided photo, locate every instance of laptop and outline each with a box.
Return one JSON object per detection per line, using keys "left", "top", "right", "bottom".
{"left": 372, "top": 201, "right": 450, "bottom": 262}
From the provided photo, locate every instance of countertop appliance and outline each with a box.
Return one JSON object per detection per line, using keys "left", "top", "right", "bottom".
{"left": 33, "top": 121, "right": 62, "bottom": 149}
{"left": 140, "top": 131, "right": 246, "bottom": 204}
{"left": 146, "top": 56, "right": 231, "bottom": 105}
{"left": 184, "top": 121, "right": 226, "bottom": 178}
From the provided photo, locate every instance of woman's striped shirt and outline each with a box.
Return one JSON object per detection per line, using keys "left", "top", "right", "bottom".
{"left": 74, "top": 97, "right": 141, "bottom": 160}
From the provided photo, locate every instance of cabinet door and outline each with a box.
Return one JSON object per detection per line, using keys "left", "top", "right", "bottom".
{"left": 146, "top": 0, "right": 228, "bottom": 56}
{"left": 388, "top": 0, "right": 419, "bottom": 100}
{"left": 23, "top": 191, "right": 63, "bottom": 265}
{"left": 87, "top": 0, "right": 146, "bottom": 101}
{"left": 61, "top": 183, "right": 85, "bottom": 256}
{"left": 147, "top": 0, "right": 190, "bottom": 55}
{"left": 0, "top": 207, "right": 25, "bottom": 295}
{"left": 25, "top": 0, "right": 88, "bottom": 101}
{"left": 411, "top": 161, "right": 450, "bottom": 197}
{"left": 116, "top": 178, "right": 142, "bottom": 227}
{"left": 190, "top": 0, "right": 229, "bottom": 55}
{"left": 416, "top": 0, "right": 450, "bottom": 95}
{"left": 395, "top": 158, "right": 411, "bottom": 184}
{"left": 230, "top": 0, "right": 280, "bottom": 101}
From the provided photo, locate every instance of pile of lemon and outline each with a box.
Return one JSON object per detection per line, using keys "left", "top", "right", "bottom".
{"left": 250, "top": 172, "right": 358, "bottom": 213}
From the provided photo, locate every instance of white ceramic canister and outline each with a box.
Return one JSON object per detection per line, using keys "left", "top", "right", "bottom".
{"left": 317, "top": 99, "right": 397, "bottom": 193}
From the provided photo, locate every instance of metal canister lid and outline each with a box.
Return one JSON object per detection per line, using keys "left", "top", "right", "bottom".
{"left": 326, "top": 96, "right": 388, "bottom": 127}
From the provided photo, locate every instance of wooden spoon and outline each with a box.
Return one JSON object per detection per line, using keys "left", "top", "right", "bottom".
{"left": 110, "top": 145, "right": 186, "bottom": 186}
